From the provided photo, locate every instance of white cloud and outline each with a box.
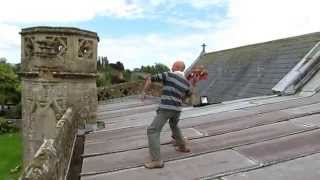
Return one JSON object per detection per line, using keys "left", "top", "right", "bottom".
{"left": 0, "top": 23, "right": 20, "bottom": 63}
{"left": 101, "top": 0, "right": 320, "bottom": 70}
{"left": 0, "top": 0, "right": 143, "bottom": 63}
{"left": 186, "top": 0, "right": 226, "bottom": 8}
{"left": 167, "top": 18, "right": 215, "bottom": 29}
{"left": 99, "top": 34, "right": 206, "bottom": 70}
{"left": 211, "top": 0, "right": 320, "bottom": 50}
{"left": 0, "top": 24, "right": 20, "bottom": 49}
{"left": 2, "top": 0, "right": 320, "bottom": 70}
{"left": 0, "top": 0, "right": 223, "bottom": 24}
{"left": 0, "top": 0, "right": 142, "bottom": 23}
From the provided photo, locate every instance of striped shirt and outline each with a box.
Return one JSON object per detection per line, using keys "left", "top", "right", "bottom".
{"left": 151, "top": 71, "right": 192, "bottom": 112}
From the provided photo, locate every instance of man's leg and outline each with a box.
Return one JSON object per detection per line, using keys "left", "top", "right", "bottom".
{"left": 169, "top": 111, "right": 185, "bottom": 146}
{"left": 169, "top": 111, "right": 190, "bottom": 152}
{"left": 146, "top": 109, "right": 169, "bottom": 163}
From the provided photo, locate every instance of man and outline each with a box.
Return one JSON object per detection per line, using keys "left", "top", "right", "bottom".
{"left": 142, "top": 60, "right": 192, "bottom": 169}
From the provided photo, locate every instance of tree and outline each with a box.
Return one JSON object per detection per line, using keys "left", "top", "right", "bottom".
{"left": 0, "top": 57, "right": 7, "bottom": 64}
{"left": 97, "top": 56, "right": 109, "bottom": 71}
{"left": 154, "top": 63, "right": 170, "bottom": 74}
{"left": 109, "top": 61, "right": 124, "bottom": 71}
{"left": 0, "top": 62, "right": 21, "bottom": 111}
{"left": 96, "top": 59, "right": 170, "bottom": 87}
{"left": 134, "top": 63, "right": 170, "bottom": 75}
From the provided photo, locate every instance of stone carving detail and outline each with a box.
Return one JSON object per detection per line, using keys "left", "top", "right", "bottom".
{"left": 24, "top": 36, "right": 35, "bottom": 58}
{"left": 24, "top": 36, "right": 67, "bottom": 59}
{"left": 25, "top": 83, "right": 67, "bottom": 141}
{"left": 78, "top": 39, "right": 93, "bottom": 59}
{"left": 21, "top": 27, "right": 99, "bottom": 168}
{"left": 79, "top": 91, "right": 91, "bottom": 124}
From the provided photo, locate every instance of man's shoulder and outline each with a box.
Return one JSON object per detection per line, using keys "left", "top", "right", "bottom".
{"left": 168, "top": 72, "right": 190, "bottom": 86}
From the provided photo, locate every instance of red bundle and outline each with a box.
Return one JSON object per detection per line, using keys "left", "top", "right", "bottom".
{"left": 186, "top": 65, "right": 208, "bottom": 86}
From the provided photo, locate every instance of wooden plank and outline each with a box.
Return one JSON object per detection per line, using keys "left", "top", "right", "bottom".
{"left": 81, "top": 121, "right": 312, "bottom": 174}
{"left": 83, "top": 128, "right": 203, "bottom": 156}
{"left": 235, "top": 129, "right": 320, "bottom": 165}
{"left": 222, "top": 153, "right": 320, "bottom": 180}
{"left": 81, "top": 150, "right": 257, "bottom": 180}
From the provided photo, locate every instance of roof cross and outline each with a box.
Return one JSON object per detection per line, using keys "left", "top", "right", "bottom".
{"left": 201, "top": 43, "right": 207, "bottom": 53}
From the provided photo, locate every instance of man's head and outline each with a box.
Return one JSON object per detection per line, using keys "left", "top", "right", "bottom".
{"left": 172, "top": 60, "right": 185, "bottom": 72}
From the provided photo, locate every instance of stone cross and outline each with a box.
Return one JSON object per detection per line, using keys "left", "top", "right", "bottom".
{"left": 201, "top": 43, "right": 207, "bottom": 53}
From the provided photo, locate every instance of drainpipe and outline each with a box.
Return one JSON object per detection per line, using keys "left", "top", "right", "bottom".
{"left": 272, "top": 42, "right": 320, "bottom": 95}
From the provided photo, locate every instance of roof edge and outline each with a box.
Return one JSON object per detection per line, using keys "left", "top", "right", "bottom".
{"left": 205, "top": 31, "right": 320, "bottom": 56}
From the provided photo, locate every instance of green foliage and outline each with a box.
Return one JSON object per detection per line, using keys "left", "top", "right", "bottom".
{"left": 97, "top": 56, "right": 109, "bottom": 71}
{"left": 0, "top": 117, "right": 17, "bottom": 134}
{"left": 133, "top": 63, "right": 170, "bottom": 75}
{"left": 123, "top": 69, "right": 132, "bottom": 82}
{"left": 0, "top": 117, "right": 10, "bottom": 134}
{"left": 0, "top": 60, "right": 21, "bottom": 106}
{"left": 97, "top": 56, "right": 127, "bottom": 87}
{"left": 96, "top": 57, "right": 170, "bottom": 87}
{"left": 0, "top": 132, "right": 22, "bottom": 179}
{"left": 0, "top": 57, "right": 7, "bottom": 64}
{"left": 97, "top": 63, "right": 113, "bottom": 87}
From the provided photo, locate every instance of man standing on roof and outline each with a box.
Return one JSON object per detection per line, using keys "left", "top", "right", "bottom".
{"left": 141, "top": 60, "right": 192, "bottom": 169}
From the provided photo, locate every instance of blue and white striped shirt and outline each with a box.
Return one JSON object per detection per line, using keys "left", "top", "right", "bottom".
{"left": 151, "top": 71, "right": 192, "bottom": 112}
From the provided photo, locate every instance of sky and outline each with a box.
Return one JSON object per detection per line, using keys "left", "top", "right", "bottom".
{"left": 1, "top": 0, "right": 320, "bottom": 70}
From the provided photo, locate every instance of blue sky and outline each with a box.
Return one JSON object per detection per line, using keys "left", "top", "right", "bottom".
{"left": 0, "top": 0, "right": 320, "bottom": 69}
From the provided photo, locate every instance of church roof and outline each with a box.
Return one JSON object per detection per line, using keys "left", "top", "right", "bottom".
{"left": 193, "top": 32, "right": 320, "bottom": 103}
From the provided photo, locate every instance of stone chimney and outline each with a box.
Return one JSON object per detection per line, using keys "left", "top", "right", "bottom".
{"left": 20, "top": 26, "right": 99, "bottom": 165}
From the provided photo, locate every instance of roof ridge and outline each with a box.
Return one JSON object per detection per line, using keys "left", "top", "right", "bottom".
{"left": 204, "top": 31, "right": 320, "bottom": 55}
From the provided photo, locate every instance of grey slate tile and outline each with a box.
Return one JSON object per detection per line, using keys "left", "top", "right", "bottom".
{"left": 192, "top": 32, "right": 320, "bottom": 102}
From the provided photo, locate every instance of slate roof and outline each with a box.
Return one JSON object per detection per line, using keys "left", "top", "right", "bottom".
{"left": 78, "top": 32, "right": 320, "bottom": 180}
{"left": 192, "top": 32, "right": 320, "bottom": 103}
{"left": 80, "top": 90, "right": 320, "bottom": 180}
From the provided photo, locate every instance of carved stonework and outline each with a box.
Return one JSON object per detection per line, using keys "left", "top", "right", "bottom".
{"left": 24, "top": 36, "right": 67, "bottom": 59}
{"left": 78, "top": 39, "right": 93, "bottom": 59}
{"left": 24, "top": 36, "right": 35, "bottom": 58}
{"left": 22, "top": 81, "right": 67, "bottom": 162}
{"left": 20, "top": 27, "right": 99, "bottom": 166}
{"left": 27, "top": 82, "right": 67, "bottom": 132}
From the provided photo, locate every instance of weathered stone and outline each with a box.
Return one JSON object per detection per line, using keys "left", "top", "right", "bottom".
{"left": 20, "top": 26, "right": 98, "bottom": 74}
{"left": 20, "top": 26, "right": 98, "bottom": 166}
{"left": 20, "top": 108, "right": 76, "bottom": 180}
{"left": 19, "top": 139, "right": 58, "bottom": 180}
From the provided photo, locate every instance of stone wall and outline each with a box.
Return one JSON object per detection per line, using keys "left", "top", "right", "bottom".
{"left": 20, "top": 108, "right": 76, "bottom": 180}
{"left": 98, "top": 81, "right": 162, "bottom": 101}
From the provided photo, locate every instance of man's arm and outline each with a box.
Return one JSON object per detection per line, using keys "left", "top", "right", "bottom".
{"left": 183, "top": 86, "right": 194, "bottom": 106}
{"left": 141, "top": 72, "right": 166, "bottom": 100}
{"left": 141, "top": 75, "right": 152, "bottom": 100}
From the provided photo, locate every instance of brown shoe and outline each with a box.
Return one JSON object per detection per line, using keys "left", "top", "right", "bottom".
{"left": 175, "top": 146, "right": 191, "bottom": 153}
{"left": 144, "top": 160, "right": 164, "bottom": 169}
{"left": 170, "top": 136, "right": 189, "bottom": 146}
{"left": 170, "top": 139, "right": 178, "bottom": 146}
